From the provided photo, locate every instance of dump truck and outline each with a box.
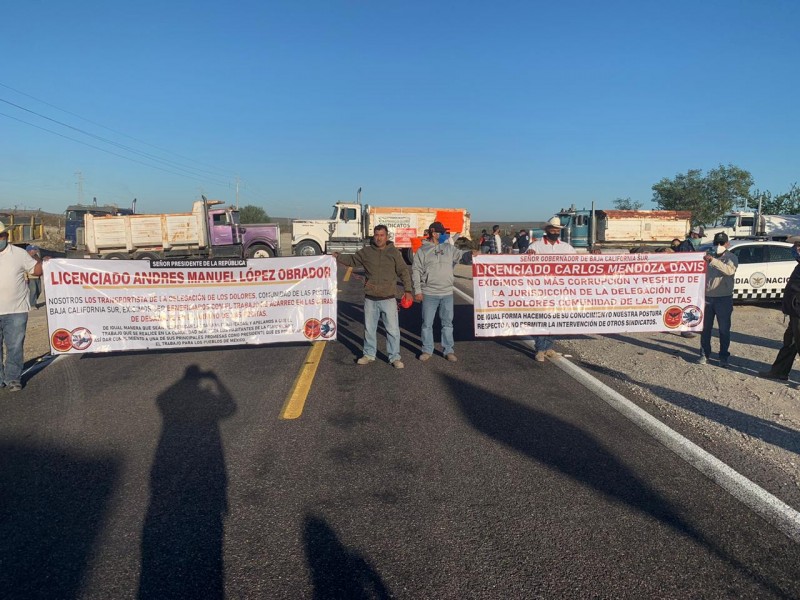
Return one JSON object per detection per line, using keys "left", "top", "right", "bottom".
{"left": 65, "top": 202, "right": 135, "bottom": 254}
{"left": 68, "top": 199, "right": 280, "bottom": 259}
{"left": 0, "top": 212, "right": 44, "bottom": 246}
{"left": 703, "top": 211, "right": 800, "bottom": 242}
{"left": 292, "top": 200, "right": 471, "bottom": 262}
{"left": 554, "top": 205, "right": 692, "bottom": 250}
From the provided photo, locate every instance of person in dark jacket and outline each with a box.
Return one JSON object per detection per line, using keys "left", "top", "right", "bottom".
{"left": 334, "top": 225, "right": 413, "bottom": 369}
{"left": 676, "top": 226, "right": 705, "bottom": 253}
{"left": 758, "top": 235, "right": 800, "bottom": 381}
{"left": 514, "top": 229, "right": 531, "bottom": 254}
{"left": 676, "top": 226, "right": 705, "bottom": 338}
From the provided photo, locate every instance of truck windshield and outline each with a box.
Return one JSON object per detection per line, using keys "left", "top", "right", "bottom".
{"left": 330, "top": 206, "right": 339, "bottom": 220}
{"left": 723, "top": 215, "right": 739, "bottom": 227}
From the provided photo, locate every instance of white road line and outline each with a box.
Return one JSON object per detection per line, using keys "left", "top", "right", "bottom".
{"left": 455, "top": 282, "right": 800, "bottom": 544}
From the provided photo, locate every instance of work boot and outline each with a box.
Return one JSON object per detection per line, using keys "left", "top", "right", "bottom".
{"left": 418, "top": 353, "right": 431, "bottom": 362}
{"left": 445, "top": 353, "right": 458, "bottom": 362}
{"left": 356, "top": 356, "right": 375, "bottom": 365}
{"left": 696, "top": 355, "right": 707, "bottom": 365}
{"left": 391, "top": 360, "right": 404, "bottom": 369}
{"left": 534, "top": 352, "right": 546, "bottom": 362}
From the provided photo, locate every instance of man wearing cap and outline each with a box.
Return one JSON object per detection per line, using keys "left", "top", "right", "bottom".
{"left": 759, "top": 235, "right": 800, "bottom": 381}
{"left": 525, "top": 217, "right": 577, "bottom": 362}
{"left": 333, "top": 224, "right": 413, "bottom": 369}
{"left": 698, "top": 232, "right": 738, "bottom": 367}
{"left": 676, "top": 226, "right": 706, "bottom": 338}
{"left": 412, "top": 222, "right": 477, "bottom": 362}
{"left": 0, "top": 222, "right": 43, "bottom": 391}
{"left": 676, "top": 226, "right": 705, "bottom": 253}
{"left": 26, "top": 245, "right": 42, "bottom": 308}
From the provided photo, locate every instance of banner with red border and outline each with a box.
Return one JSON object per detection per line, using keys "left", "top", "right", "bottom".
{"left": 44, "top": 256, "right": 337, "bottom": 354}
{"left": 473, "top": 253, "right": 706, "bottom": 336}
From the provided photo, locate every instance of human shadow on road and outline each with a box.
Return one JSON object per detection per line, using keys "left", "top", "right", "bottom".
{"left": 0, "top": 442, "right": 119, "bottom": 599}
{"left": 304, "top": 514, "right": 392, "bottom": 600}
{"left": 138, "top": 365, "right": 236, "bottom": 600}
{"left": 447, "top": 376, "right": 798, "bottom": 598}
{"left": 582, "top": 362, "right": 800, "bottom": 456}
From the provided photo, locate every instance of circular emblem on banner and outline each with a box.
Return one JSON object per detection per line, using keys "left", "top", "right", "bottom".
{"left": 303, "top": 318, "right": 322, "bottom": 340}
{"left": 70, "top": 327, "right": 94, "bottom": 351}
{"left": 682, "top": 305, "right": 702, "bottom": 327}
{"left": 748, "top": 272, "right": 766, "bottom": 289}
{"left": 320, "top": 317, "right": 336, "bottom": 339}
{"left": 663, "top": 306, "right": 683, "bottom": 329}
{"left": 51, "top": 328, "right": 73, "bottom": 352}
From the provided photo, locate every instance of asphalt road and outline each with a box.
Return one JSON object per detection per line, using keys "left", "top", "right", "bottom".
{"left": 1, "top": 266, "right": 799, "bottom": 599}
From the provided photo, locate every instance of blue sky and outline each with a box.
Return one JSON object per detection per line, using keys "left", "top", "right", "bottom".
{"left": 1, "top": 0, "right": 797, "bottom": 221}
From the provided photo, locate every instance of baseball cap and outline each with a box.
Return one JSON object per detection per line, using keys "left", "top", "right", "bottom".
{"left": 690, "top": 226, "right": 705, "bottom": 237}
{"left": 26, "top": 244, "right": 39, "bottom": 251}
{"left": 429, "top": 221, "right": 446, "bottom": 234}
{"left": 712, "top": 232, "right": 728, "bottom": 246}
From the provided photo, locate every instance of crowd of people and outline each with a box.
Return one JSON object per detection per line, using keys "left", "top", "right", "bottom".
{"left": 3, "top": 220, "right": 798, "bottom": 391}
{"left": 335, "top": 220, "right": 800, "bottom": 378}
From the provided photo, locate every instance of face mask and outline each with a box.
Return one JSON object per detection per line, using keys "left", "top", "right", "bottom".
{"left": 438, "top": 233, "right": 449, "bottom": 243}
{"left": 688, "top": 237, "right": 701, "bottom": 249}
{"left": 792, "top": 246, "right": 800, "bottom": 262}
{"left": 545, "top": 232, "right": 560, "bottom": 242}
{"left": 715, "top": 245, "right": 726, "bottom": 255}
{"left": 0, "top": 240, "right": 7, "bottom": 252}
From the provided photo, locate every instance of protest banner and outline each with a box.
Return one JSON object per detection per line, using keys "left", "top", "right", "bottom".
{"left": 473, "top": 253, "right": 706, "bottom": 336}
{"left": 44, "top": 256, "right": 337, "bottom": 354}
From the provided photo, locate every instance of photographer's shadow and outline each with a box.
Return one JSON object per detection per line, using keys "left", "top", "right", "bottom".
{"left": 138, "top": 365, "right": 236, "bottom": 599}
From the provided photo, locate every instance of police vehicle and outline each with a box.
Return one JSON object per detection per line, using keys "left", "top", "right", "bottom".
{"left": 718, "top": 239, "right": 796, "bottom": 302}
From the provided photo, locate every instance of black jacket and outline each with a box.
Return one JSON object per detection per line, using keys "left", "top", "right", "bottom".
{"left": 781, "top": 263, "right": 800, "bottom": 317}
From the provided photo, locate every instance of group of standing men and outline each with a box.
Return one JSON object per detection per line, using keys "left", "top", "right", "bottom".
{"left": 336, "top": 217, "right": 574, "bottom": 367}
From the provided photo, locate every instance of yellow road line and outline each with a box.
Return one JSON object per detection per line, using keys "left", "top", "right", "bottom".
{"left": 280, "top": 341, "right": 326, "bottom": 420}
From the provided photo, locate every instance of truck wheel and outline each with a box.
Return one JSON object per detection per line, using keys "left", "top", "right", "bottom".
{"left": 295, "top": 241, "right": 321, "bottom": 257}
{"left": 135, "top": 252, "right": 161, "bottom": 260}
{"left": 247, "top": 245, "right": 274, "bottom": 258}
{"left": 402, "top": 248, "right": 414, "bottom": 264}
{"left": 104, "top": 253, "right": 130, "bottom": 260}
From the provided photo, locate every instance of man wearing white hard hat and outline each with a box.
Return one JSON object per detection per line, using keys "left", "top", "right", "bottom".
{"left": 525, "top": 217, "right": 577, "bottom": 362}
{"left": 0, "top": 221, "right": 43, "bottom": 391}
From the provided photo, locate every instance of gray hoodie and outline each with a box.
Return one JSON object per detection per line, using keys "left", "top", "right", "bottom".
{"left": 412, "top": 242, "right": 472, "bottom": 296}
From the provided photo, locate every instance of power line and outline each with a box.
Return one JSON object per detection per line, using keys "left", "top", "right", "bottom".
{"left": 0, "top": 110, "right": 232, "bottom": 187}
{"left": 0, "top": 96, "right": 233, "bottom": 183}
{"left": 0, "top": 82, "right": 233, "bottom": 177}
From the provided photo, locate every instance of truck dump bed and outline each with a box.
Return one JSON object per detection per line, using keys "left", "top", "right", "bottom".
{"left": 596, "top": 210, "right": 691, "bottom": 243}
{"left": 84, "top": 204, "right": 208, "bottom": 254}
{"left": 367, "top": 206, "right": 471, "bottom": 248}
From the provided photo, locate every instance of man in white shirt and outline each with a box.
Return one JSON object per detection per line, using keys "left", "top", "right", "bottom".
{"left": 526, "top": 217, "right": 576, "bottom": 362}
{"left": 0, "top": 222, "right": 43, "bottom": 391}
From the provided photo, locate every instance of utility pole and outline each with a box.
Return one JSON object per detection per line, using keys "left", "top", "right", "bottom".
{"left": 235, "top": 175, "right": 240, "bottom": 209}
{"left": 75, "top": 171, "right": 84, "bottom": 204}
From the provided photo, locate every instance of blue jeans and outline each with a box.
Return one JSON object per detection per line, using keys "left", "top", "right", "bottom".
{"left": 29, "top": 278, "right": 41, "bottom": 308}
{"left": 421, "top": 294, "right": 454, "bottom": 356}
{"left": 701, "top": 295, "right": 733, "bottom": 359}
{"left": 363, "top": 298, "right": 401, "bottom": 363}
{"left": 0, "top": 312, "right": 28, "bottom": 386}
{"left": 533, "top": 336, "right": 554, "bottom": 352}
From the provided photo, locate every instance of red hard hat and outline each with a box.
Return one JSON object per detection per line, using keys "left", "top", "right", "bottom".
{"left": 399, "top": 295, "right": 413, "bottom": 309}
